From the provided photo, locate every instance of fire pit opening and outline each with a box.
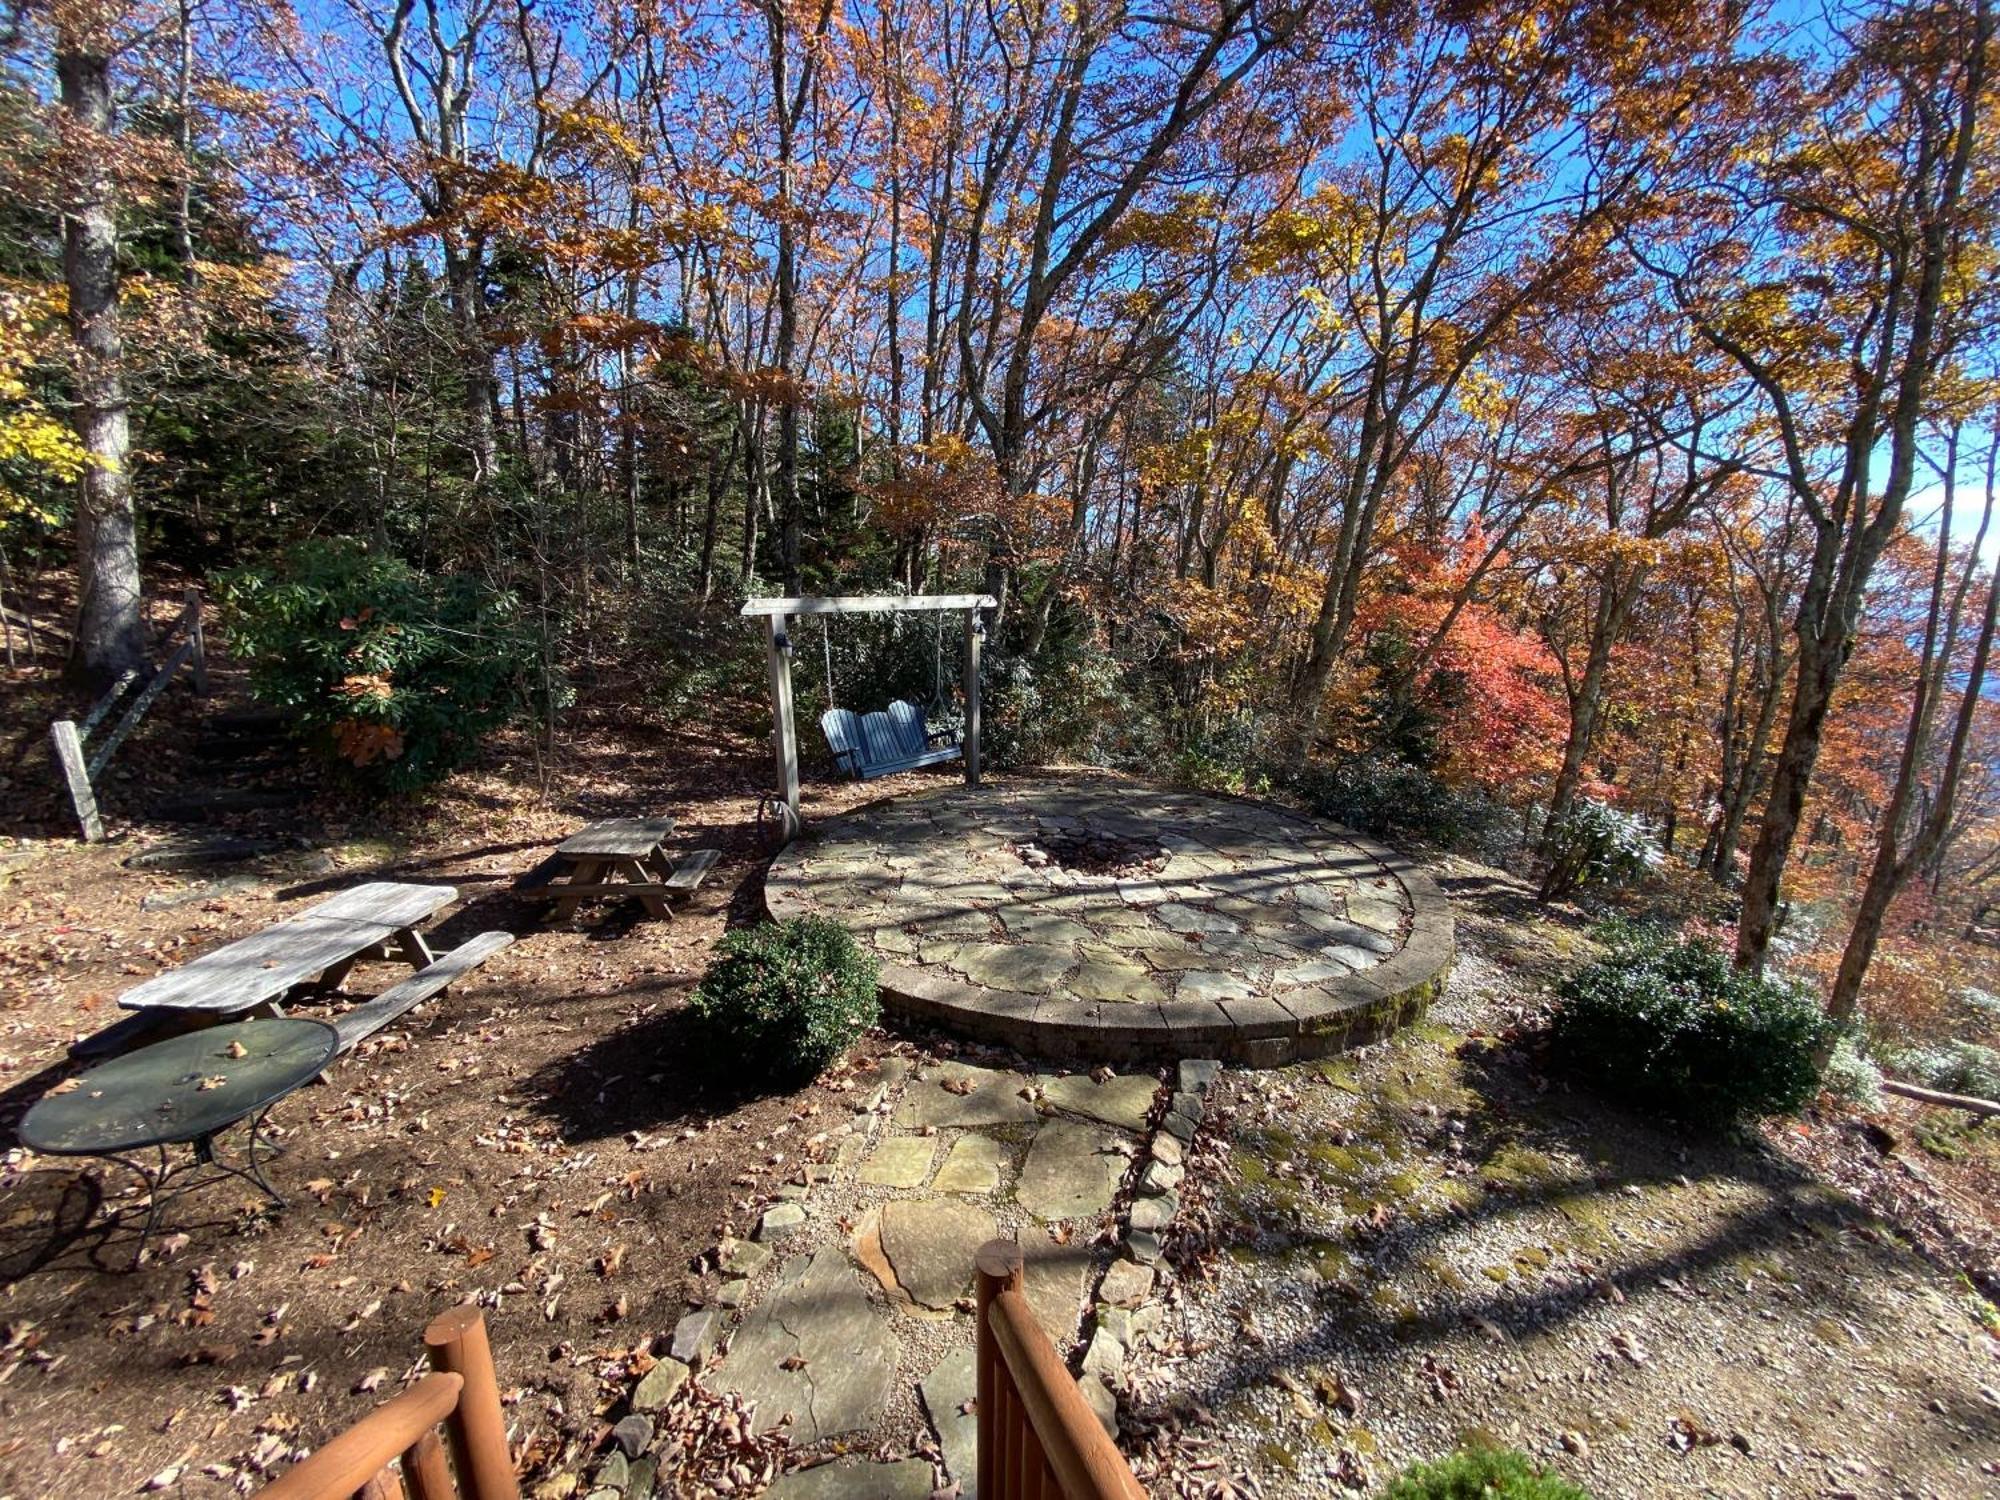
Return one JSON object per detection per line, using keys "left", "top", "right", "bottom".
{"left": 1015, "top": 828, "right": 1168, "bottom": 879}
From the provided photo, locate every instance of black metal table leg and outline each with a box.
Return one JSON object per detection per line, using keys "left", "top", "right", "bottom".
{"left": 84, "top": 1109, "right": 290, "bottom": 1266}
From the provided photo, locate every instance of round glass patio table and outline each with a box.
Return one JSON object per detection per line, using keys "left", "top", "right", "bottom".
{"left": 20, "top": 1017, "right": 336, "bottom": 1260}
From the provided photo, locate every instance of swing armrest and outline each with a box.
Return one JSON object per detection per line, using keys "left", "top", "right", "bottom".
{"left": 926, "top": 727, "right": 957, "bottom": 747}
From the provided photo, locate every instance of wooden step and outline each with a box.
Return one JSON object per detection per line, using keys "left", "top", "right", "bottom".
{"left": 150, "top": 787, "right": 308, "bottom": 820}
{"left": 665, "top": 847, "right": 720, "bottom": 892}
{"left": 331, "top": 931, "right": 513, "bottom": 1054}
{"left": 210, "top": 706, "right": 288, "bottom": 734}
{"left": 124, "top": 835, "right": 289, "bottom": 870}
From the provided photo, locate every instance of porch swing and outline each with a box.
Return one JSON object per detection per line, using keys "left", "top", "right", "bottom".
{"left": 739, "top": 592, "right": 998, "bottom": 842}
{"left": 815, "top": 607, "right": 964, "bottom": 780}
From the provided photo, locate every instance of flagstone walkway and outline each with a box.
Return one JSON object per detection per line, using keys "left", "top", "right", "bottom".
{"left": 764, "top": 775, "right": 1454, "bottom": 1066}
{"left": 606, "top": 1051, "right": 1224, "bottom": 1499}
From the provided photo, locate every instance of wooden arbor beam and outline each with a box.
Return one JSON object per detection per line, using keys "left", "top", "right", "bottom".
{"left": 740, "top": 593, "right": 996, "bottom": 616}
{"left": 742, "top": 594, "right": 997, "bottom": 841}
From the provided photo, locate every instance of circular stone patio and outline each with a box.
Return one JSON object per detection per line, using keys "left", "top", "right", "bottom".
{"left": 765, "top": 775, "right": 1453, "bottom": 1066}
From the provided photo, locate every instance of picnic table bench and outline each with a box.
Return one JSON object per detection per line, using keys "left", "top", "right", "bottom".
{"left": 530, "top": 817, "right": 719, "bottom": 922}
{"left": 77, "top": 882, "right": 512, "bottom": 1060}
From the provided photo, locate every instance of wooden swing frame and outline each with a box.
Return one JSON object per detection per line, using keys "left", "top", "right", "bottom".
{"left": 741, "top": 593, "right": 997, "bottom": 842}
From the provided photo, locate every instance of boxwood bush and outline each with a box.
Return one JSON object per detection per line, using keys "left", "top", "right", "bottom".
{"left": 1550, "top": 925, "right": 1835, "bottom": 1127}
{"left": 1382, "top": 1446, "right": 1593, "bottom": 1499}
{"left": 690, "top": 918, "right": 880, "bottom": 1084}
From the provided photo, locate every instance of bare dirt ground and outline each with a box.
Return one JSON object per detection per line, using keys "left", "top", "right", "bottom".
{"left": 0, "top": 646, "right": 934, "bottom": 1498}
{"left": 1, "top": 632, "right": 1996, "bottom": 1499}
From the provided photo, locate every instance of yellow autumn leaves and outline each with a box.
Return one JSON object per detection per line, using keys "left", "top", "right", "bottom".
{"left": 0, "top": 282, "right": 89, "bottom": 528}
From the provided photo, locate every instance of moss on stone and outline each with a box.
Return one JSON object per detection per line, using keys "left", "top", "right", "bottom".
{"left": 1478, "top": 1143, "right": 1564, "bottom": 1190}
{"left": 1256, "top": 1442, "right": 1298, "bottom": 1474}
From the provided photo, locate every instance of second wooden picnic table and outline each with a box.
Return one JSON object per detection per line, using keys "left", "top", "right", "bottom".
{"left": 536, "top": 817, "right": 718, "bottom": 922}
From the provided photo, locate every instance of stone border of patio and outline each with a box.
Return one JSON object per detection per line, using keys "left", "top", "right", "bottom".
{"left": 766, "top": 777, "right": 1455, "bottom": 1068}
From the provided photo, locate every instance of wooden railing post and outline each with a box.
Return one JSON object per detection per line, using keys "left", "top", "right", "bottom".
{"left": 976, "top": 1237, "right": 1024, "bottom": 1500}
{"left": 423, "top": 1306, "right": 519, "bottom": 1500}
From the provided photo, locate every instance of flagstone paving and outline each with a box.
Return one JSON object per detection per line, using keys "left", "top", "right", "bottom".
{"left": 764, "top": 774, "right": 1454, "bottom": 1065}
{"left": 690, "top": 1054, "right": 1215, "bottom": 1496}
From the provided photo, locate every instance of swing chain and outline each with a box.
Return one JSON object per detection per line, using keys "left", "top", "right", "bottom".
{"left": 821, "top": 615, "right": 836, "bottom": 709}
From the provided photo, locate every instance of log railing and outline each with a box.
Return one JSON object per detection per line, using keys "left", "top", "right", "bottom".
{"left": 976, "top": 1239, "right": 1147, "bottom": 1500}
{"left": 258, "top": 1307, "right": 519, "bottom": 1500}
{"left": 50, "top": 586, "right": 208, "bottom": 842}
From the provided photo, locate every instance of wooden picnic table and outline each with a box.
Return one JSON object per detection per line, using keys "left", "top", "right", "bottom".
{"left": 535, "top": 817, "right": 718, "bottom": 922}
{"left": 117, "top": 881, "right": 459, "bottom": 1018}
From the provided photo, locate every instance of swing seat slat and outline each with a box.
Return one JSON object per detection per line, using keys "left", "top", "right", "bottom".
{"left": 822, "top": 700, "right": 962, "bottom": 780}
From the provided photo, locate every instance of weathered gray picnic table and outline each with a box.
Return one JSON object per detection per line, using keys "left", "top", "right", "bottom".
{"left": 530, "top": 817, "right": 718, "bottom": 922}
{"left": 118, "top": 881, "right": 460, "bottom": 1018}
{"left": 74, "top": 881, "right": 513, "bottom": 1065}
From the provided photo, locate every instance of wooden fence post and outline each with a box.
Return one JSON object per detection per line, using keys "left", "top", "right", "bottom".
{"left": 50, "top": 720, "right": 102, "bottom": 842}
{"left": 963, "top": 606, "right": 983, "bottom": 787}
{"left": 423, "top": 1306, "right": 519, "bottom": 1500}
{"left": 184, "top": 587, "right": 208, "bottom": 695}
{"left": 975, "top": 1237, "right": 1023, "bottom": 1499}
{"left": 765, "top": 613, "right": 800, "bottom": 840}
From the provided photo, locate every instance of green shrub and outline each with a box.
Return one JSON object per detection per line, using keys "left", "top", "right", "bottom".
{"left": 1293, "top": 753, "right": 1517, "bottom": 857}
{"left": 220, "top": 539, "right": 535, "bottom": 792}
{"left": 1822, "top": 1034, "right": 1884, "bottom": 1109}
{"left": 689, "top": 918, "right": 880, "bottom": 1084}
{"left": 1550, "top": 927, "right": 1836, "bottom": 1127}
{"left": 1171, "top": 718, "right": 1270, "bottom": 796}
{"left": 1382, "top": 1446, "right": 1593, "bottom": 1499}
{"left": 1538, "top": 797, "right": 1661, "bottom": 903}
{"left": 1891, "top": 1039, "right": 2000, "bottom": 1099}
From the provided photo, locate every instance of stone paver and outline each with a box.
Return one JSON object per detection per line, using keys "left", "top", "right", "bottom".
{"left": 1021, "top": 1232, "right": 1093, "bottom": 1342}
{"left": 1016, "top": 1118, "right": 1132, "bottom": 1221}
{"left": 1039, "top": 1071, "right": 1160, "bottom": 1131}
{"left": 630, "top": 1355, "right": 689, "bottom": 1411}
{"left": 670, "top": 1307, "right": 720, "bottom": 1367}
{"left": 932, "top": 1133, "right": 1006, "bottom": 1194}
{"left": 857, "top": 1135, "right": 935, "bottom": 1188}
{"left": 894, "top": 1061, "right": 1036, "bottom": 1128}
{"left": 1099, "top": 1258, "right": 1154, "bottom": 1308}
{"left": 710, "top": 1248, "right": 898, "bottom": 1442}
{"left": 765, "top": 778, "right": 1452, "bottom": 1065}
{"left": 717, "top": 1236, "right": 771, "bottom": 1277}
{"left": 919, "top": 1348, "right": 979, "bottom": 1495}
{"left": 758, "top": 1202, "right": 807, "bottom": 1241}
{"left": 956, "top": 942, "right": 1075, "bottom": 993}
{"left": 1069, "top": 954, "right": 1168, "bottom": 1004}
{"left": 879, "top": 1199, "right": 998, "bottom": 1309}
{"left": 764, "top": 1458, "right": 935, "bottom": 1500}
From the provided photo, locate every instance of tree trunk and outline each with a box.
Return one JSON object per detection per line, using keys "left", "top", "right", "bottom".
{"left": 443, "top": 242, "right": 499, "bottom": 485}
{"left": 1736, "top": 637, "right": 1842, "bottom": 968}
{"left": 1732, "top": 0, "right": 1990, "bottom": 971}
{"left": 1543, "top": 574, "right": 1641, "bottom": 842}
{"left": 59, "top": 27, "right": 144, "bottom": 682}
{"left": 1825, "top": 526, "right": 1998, "bottom": 1036}
{"left": 173, "top": 0, "right": 197, "bottom": 287}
